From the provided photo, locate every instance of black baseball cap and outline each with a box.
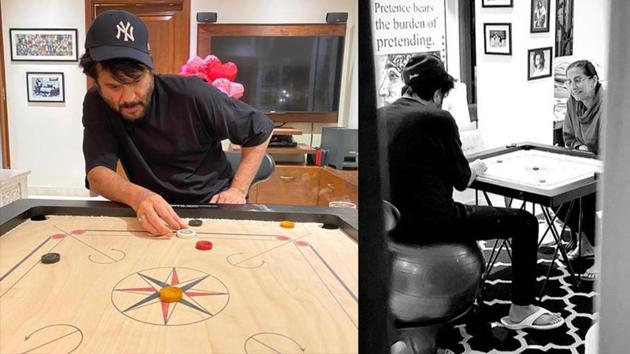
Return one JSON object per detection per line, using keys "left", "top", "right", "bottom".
{"left": 85, "top": 10, "right": 153, "bottom": 68}
{"left": 402, "top": 53, "right": 452, "bottom": 85}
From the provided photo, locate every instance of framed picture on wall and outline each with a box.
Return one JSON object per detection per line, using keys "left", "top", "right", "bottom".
{"left": 555, "top": 0, "right": 574, "bottom": 56}
{"left": 531, "top": 0, "right": 551, "bottom": 33}
{"left": 527, "top": 47, "right": 553, "bottom": 80}
{"left": 483, "top": 23, "right": 512, "bottom": 55}
{"left": 482, "top": 0, "right": 513, "bottom": 8}
{"left": 9, "top": 28, "right": 78, "bottom": 61}
{"left": 26, "top": 72, "right": 65, "bottom": 103}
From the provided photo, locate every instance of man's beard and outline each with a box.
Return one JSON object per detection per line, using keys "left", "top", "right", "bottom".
{"left": 99, "top": 79, "right": 154, "bottom": 122}
{"left": 119, "top": 99, "right": 149, "bottom": 121}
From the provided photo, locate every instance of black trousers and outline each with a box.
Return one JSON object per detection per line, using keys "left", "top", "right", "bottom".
{"left": 553, "top": 193, "right": 597, "bottom": 246}
{"left": 417, "top": 203, "right": 539, "bottom": 306}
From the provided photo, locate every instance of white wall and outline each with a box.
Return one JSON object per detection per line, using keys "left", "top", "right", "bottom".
{"left": 191, "top": 0, "right": 359, "bottom": 146}
{"left": 599, "top": 2, "right": 630, "bottom": 351}
{"left": 573, "top": 0, "right": 609, "bottom": 68}
{"left": 445, "top": 0, "right": 461, "bottom": 80}
{"left": 475, "top": 0, "right": 555, "bottom": 149}
{"left": 2, "top": 0, "right": 358, "bottom": 196}
{"left": 474, "top": 0, "right": 610, "bottom": 150}
{"left": 2, "top": 0, "right": 86, "bottom": 196}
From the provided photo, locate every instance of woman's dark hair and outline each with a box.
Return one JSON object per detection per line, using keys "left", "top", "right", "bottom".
{"left": 79, "top": 52, "right": 151, "bottom": 83}
{"left": 567, "top": 60, "right": 599, "bottom": 79}
{"left": 402, "top": 74, "right": 455, "bottom": 101}
{"left": 567, "top": 59, "right": 601, "bottom": 89}
{"left": 533, "top": 50, "right": 545, "bottom": 68}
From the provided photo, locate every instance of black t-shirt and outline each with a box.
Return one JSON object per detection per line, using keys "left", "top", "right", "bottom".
{"left": 82, "top": 75, "right": 274, "bottom": 204}
{"left": 378, "top": 97, "right": 471, "bottom": 241}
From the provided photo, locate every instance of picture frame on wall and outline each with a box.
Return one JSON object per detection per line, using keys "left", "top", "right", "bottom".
{"left": 484, "top": 23, "right": 512, "bottom": 55}
{"left": 531, "top": 0, "right": 551, "bottom": 33}
{"left": 26, "top": 72, "right": 65, "bottom": 103}
{"left": 555, "top": 0, "right": 574, "bottom": 56}
{"left": 482, "top": 0, "right": 513, "bottom": 8}
{"left": 9, "top": 28, "right": 78, "bottom": 62}
{"left": 527, "top": 47, "right": 553, "bottom": 80}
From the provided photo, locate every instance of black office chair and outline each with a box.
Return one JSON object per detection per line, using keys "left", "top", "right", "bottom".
{"left": 224, "top": 151, "right": 275, "bottom": 197}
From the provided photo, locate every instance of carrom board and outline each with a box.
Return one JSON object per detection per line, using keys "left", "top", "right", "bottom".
{"left": 0, "top": 200, "right": 357, "bottom": 354}
{"left": 469, "top": 143, "right": 602, "bottom": 206}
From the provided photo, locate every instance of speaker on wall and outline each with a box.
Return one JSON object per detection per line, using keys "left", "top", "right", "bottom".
{"left": 326, "top": 12, "right": 348, "bottom": 23}
{"left": 197, "top": 12, "right": 217, "bottom": 23}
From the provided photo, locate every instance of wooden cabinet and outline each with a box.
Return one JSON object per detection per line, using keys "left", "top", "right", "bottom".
{"left": 251, "top": 166, "right": 358, "bottom": 207}
{"left": 254, "top": 165, "right": 320, "bottom": 205}
{"left": 317, "top": 168, "right": 358, "bottom": 207}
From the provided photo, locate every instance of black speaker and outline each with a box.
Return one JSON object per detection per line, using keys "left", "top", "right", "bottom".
{"left": 326, "top": 12, "right": 348, "bottom": 23}
{"left": 196, "top": 12, "right": 217, "bottom": 23}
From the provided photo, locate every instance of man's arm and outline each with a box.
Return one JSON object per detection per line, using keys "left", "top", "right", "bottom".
{"left": 210, "top": 134, "right": 273, "bottom": 204}
{"left": 88, "top": 166, "right": 187, "bottom": 235}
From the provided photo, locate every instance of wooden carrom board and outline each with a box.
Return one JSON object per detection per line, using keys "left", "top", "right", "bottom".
{"left": 0, "top": 200, "right": 357, "bottom": 354}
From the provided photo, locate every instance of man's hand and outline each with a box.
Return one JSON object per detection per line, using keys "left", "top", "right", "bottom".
{"left": 210, "top": 187, "right": 247, "bottom": 204}
{"left": 133, "top": 190, "right": 187, "bottom": 236}
{"left": 577, "top": 144, "right": 591, "bottom": 152}
{"left": 470, "top": 159, "right": 488, "bottom": 176}
{"left": 467, "top": 159, "right": 488, "bottom": 187}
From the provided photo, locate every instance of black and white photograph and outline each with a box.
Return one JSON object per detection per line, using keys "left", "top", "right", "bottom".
{"left": 482, "top": 0, "right": 513, "bottom": 8}
{"left": 531, "top": 0, "right": 551, "bottom": 33}
{"left": 3, "top": 2, "right": 630, "bottom": 354}
{"left": 527, "top": 47, "right": 553, "bottom": 80}
{"left": 9, "top": 28, "right": 78, "bottom": 61}
{"left": 484, "top": 23, "right": 512, "bottom": 55}
{"left": 26, "top": 72, "right": 65, "bottom": 102}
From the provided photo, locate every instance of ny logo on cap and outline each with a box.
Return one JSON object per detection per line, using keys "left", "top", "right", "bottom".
{"left": 409, "top": 73, "right": 420, "bottom": 80}
{"left": 116, "top": 21, "right": 134, "bottom": 42}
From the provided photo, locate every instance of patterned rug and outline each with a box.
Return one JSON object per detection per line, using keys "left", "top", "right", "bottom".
{"left": 438, "top": 236, "right": 598, "bottom": 354}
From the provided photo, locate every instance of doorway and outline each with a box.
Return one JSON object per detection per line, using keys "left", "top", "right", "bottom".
{"left": 85, "top": 0, "right": 191, "bottom": 75}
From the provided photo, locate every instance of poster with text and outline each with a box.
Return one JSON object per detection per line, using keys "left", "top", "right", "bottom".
{"left": 371, "top": 0, "right": 447, "bottom": 107}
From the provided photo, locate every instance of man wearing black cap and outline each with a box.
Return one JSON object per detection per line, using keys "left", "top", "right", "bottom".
{"left": 80, "top": 10, "right": 274, "bottom": 236}
{"left": 379, "top": 53, "right": 564, "bottom": 332}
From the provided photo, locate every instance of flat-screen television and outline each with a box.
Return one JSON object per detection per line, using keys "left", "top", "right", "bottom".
{"left": 198, "top": 24, "right": 346, "bottom": 123}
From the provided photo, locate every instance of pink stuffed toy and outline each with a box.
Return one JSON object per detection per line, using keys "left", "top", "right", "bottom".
{"left": 179, "top": 55, "right": 243, "bottom": 99}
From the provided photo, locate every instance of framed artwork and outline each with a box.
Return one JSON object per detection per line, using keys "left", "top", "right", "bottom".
{"left": 9, "top": 28, "right": 78, "bottom": 62}
{"left": 482, "top": 0, "right": 513, "bottom": 8}
{"left": 527, "top": 47, "right": 553, "bottom": 80}
{"left": 26, "top": 72, "right": 65, "bottom": 103}
{"left": 483, "top": 23, "right": 512, "bottom": 55}
{"left": 555, "top": 0, "right": 574, "bottom": 56}
{"left": 531, "top": 0, "right": 551, "bottom": 33}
